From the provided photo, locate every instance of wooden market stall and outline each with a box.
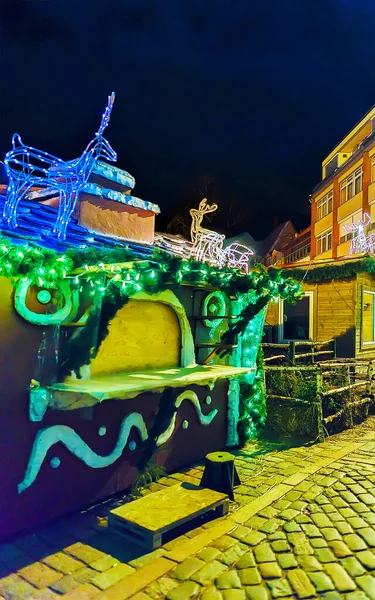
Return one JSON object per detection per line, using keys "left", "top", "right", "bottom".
{"left": 0, "top": 96, "right": 300, "bottom": 539}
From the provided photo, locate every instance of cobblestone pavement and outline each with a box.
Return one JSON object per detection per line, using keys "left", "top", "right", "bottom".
{"left": 3, "top": 419, "right": 375, "bottom": 599}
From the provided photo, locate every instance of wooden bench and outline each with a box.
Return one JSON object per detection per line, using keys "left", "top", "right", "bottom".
{"left": 109, "top": 482, "right": 229, "bottom": 550}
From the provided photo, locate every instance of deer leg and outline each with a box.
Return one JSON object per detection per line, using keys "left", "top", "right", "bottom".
{"left": 60, "top": 190, "right": 79, "bottom": 241}
{"left": 53, "top": 190, "right": 69, "bottom": 240}
{"left": 53, "top": 189, "right": 64, "bottom": 235}
{"left": 3, "top": 177, "right": 33, "bottom": 228}
{"left": 2, "top": 178, "right": 16, "bottom": 224}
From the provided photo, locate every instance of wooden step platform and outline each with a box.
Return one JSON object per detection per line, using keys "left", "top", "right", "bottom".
{"left": 109, "top": 482, "right": 229, "bottom": 550}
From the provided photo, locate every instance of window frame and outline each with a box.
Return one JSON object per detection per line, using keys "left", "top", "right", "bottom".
{"left": 283, "top": 243, "right": 310, "bottom": 264}
{"left": 362, "top": 289, "right": 375, "bottom": 346}
{"left": 316, "top": 228, "right": 333, "bottom": 255}
{"left": 340, "top": 167, "right": 363, "bottom": 204}
{"left": 339, "top": 210, "right": 363, "bottom": 245}
{"left": 316, "top": 190, "right": 333, "bottom": 221}
{"left": 278, "top": 291, "right": 314, "bottom": 342}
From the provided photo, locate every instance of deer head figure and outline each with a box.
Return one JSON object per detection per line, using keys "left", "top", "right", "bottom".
{"left": 83, "top": 92, "right": 117, "bottom": 165}
{"left": 190, "top": 198, "right": 219, "bottom": 243}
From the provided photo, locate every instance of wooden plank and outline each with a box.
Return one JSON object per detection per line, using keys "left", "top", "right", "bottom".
{"left": 321, "top": 381, "right": 367, "bottom": 396}
{"left": 109, "top": 483, "right": 228, "bottom": 534}
{"left": 323, "top": 397, "right": 374, "bottom": 424}
{"left": 263, "top": 355, "right": 285, "bottom": 362}
{"left": 267, "top": 395, "right": 310, "bottom": 405}
{"left": 195, "top": 343, "right": 238, "bottom": 348}
{"left": 265, "top": 365, "right": 319, "bottom": 371}
{"left": 49, "top": 364, "right": 252, "bottom": 411}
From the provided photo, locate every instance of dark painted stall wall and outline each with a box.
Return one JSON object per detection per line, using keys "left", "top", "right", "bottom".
{"left": 0, "top": 279, "right": 228, "bottom": 539}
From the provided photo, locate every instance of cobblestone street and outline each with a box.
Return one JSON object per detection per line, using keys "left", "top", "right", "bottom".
{"left": 3, "top": 419, "right": 375, "bottom": 599}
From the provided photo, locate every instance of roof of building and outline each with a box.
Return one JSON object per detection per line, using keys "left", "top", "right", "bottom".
{"left": 280, "top": 226, "right": 311, "bottom": 254}
{"left": 323, "top": 104, "right": 375, "bottom": 167}
{"left": 257, "top": 221, "right": 296, "bottom": 259}
{"left": 225, "top": 232, "right": 258, "bottom": 253}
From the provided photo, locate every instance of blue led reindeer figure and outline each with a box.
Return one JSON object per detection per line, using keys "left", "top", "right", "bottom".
{"left": 3, "top": 93, "right": 117, "bottom": 241}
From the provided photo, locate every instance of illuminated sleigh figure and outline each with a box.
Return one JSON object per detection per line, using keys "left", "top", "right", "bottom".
{"left": 189, "top": 198, "right": 254, "bottom": 272}
{"left": 344, "top": 213, "right": 375, "bottom": 255}
{"left": 2, "top": 93, "right": 117, "bottom": 241}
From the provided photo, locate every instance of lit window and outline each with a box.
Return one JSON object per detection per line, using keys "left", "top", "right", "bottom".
{"left": 339, "top": 211, "right": 362, "bottom": 244}
{"left": 363, "top": 291, "right": 375, "bottom": 344}
{"left": 283, "top": 243, "right": 310, "bottom": 264}
{"left": 371, "top": 155, "right": 375, "bottom": 183}
{"left": 316, "top": 229, "right": 332, "bottom": 255}
{"left": 317, "top": 190, "right": 333, "bottom": 220}
{"left": 355, "top": 168, "right": 363, "bottom": 194}
{"left": 340, "top": 167, "right": 363, "bottom": 204}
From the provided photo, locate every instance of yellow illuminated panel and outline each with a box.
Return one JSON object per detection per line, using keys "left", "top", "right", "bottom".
{"left": 91, "top": 300, "right": 181, "bottom": 376}
{"left": 337, "top": 194, "right": 363, "bottom": 222}
{"left": 315, "top": 213, "right": 333, "bottom": 236}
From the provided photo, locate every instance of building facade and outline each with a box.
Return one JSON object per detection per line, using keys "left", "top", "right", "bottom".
{"left": 312, "top": 106, "right": 375, "bottom": 260}
{"left": 265, "top": 105, "right": 375, "bottom": 356}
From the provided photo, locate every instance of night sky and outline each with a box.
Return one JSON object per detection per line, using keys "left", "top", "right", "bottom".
{"left": 1, "top": 0, "right": 375, "bottom": 239}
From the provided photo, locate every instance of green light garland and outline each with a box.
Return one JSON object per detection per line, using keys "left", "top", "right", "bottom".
{"left": 284, "top": 256, "right": 375, "bottom": 283}
{"left": 0, "top": 236, "right": 302, "bottom": 305}
{"left": 238, "top": 347, "right": 266, "bottom": 445}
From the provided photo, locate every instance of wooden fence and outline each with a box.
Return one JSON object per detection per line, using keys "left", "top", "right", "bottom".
{"left": 264, "top": 359, "right": 375, "bottom": 440}
{"left": 262, "top": 338, "right": 336, "bottom": 365}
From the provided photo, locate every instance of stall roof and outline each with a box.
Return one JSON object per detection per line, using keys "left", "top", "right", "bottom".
{"left": 0, "top": 193, "right": 166, "bottom": 259}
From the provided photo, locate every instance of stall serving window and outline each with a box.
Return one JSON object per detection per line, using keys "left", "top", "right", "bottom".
{"left": 279, "top": 292, "right": 313, "bottom": 341}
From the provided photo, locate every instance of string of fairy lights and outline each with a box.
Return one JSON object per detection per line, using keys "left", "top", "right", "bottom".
{"left": 0, "top": 235, "right": 302, "bottom": 303}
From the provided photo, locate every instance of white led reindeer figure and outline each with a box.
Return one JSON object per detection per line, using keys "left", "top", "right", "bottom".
{"left": 189, "top": 198, "right": 226, "bottom": 266}
{"left": 344, "top": 213, "right": 375, "bottom": 255}
{"left": 3, "top": 93, "right": 117, "bottom": 241}
{"left": 189, "top": 198, "right": 254, "bottom": 271}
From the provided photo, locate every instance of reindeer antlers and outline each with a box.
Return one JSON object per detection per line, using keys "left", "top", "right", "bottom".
{"left": 198, "top": 198, "right": 218, "bottom": 214}
{"left": 97, "top": 92, "right": 115, "bottom": 136}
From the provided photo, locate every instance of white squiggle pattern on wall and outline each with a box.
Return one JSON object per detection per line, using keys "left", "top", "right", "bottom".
{"left": 156, "top": 390, "right": 218, "bottom": 447}
{"left": 18, "top": 412, "right": 148, "bottom": 494}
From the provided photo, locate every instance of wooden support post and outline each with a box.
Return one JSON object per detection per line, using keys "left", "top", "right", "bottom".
{"left": 200, "top": 451, "right": 240, "bottom": 501}
{"left": 315, "top": 368, "right": 324, "bottom": 442}
{"left": 289, "top": 341, "right": 296, "bottom": 365}
{"left": 333, "top": 337, "right": 337, "bottom": 359}
{"left": 316, "top": 368, "right": 322, "bottom": 395}
{"left": 366, "top": 361, "right": 374, "bottom": 395}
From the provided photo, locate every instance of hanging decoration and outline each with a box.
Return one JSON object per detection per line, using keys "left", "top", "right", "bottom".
{"left": 2, "top": 93, "right": 117, "bottom": 241}
{"left": 189, "top": 198, "right": 254, "bottom": 272}
{"left": 344, "top": 213, "right": 375, "bottom": 255}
